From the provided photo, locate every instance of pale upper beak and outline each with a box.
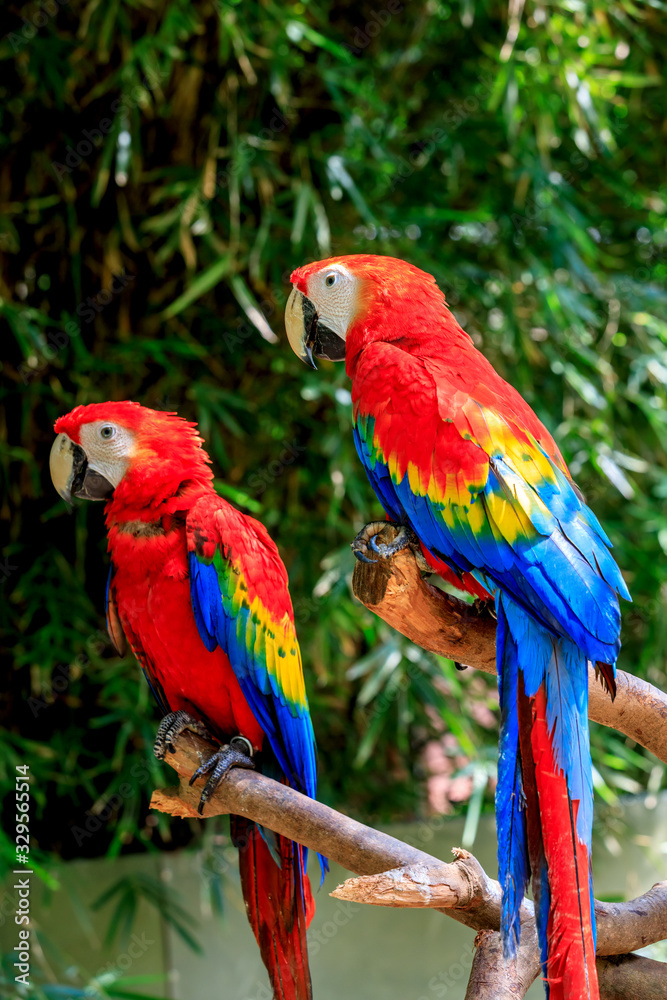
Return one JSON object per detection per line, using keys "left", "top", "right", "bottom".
{"left": 285, "top": 287, "right": 318, "bottom": 368}
{"left": 50, "top": 433, "right": 115, "bottom": 504}
{"left": 285, "top": 287, "right": 346, "bottom": 367}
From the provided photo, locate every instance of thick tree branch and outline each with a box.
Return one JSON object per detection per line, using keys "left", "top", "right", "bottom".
{"left": 330, "top": 862, "right": 667, "bottom": 956}
{"left": 464, "top": 928, "right": 540, "bottom": 1000}
{"left": 150, "top": 732, "right": 667, "bottom": 962}
{"left": 351, "top": 523, "right": 667, "bottom": 764}
{"left": 463, "top": 932, "right": 667, "bottom": 1000}
{"left": 150, "top": 733, "right": 482, "bottom": 905}
{"left": 597, "top": 954, "right": 667, "bottom": 1000}
{"left": 150, "top": 529, "right": 667, "bottom": 993}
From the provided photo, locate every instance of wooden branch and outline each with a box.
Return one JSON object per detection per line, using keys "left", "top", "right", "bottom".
{"left": 151, "top": 733, "right": 452, "bottom": 875}
{"left": 147, "top": 525, "right": 667, "bottom": 998}
{"left": 464, "top": 932, "right": 667, "bottom": 1000}
{"left": 151, "top": 732, "right": 667, "bottom": 960}
{"left": 597, "top": 885, "right": 667, "bottom": 955}
{"left": 150, "top": 760, "right": 445, "bottom": 876}
{"left": 597, "top": 954, "right": 667, "bottom": 999}
{"left": 330, "top": 862, "right": 667, "bottom": 956}
{"left": 464, "top": 928, "right": 539, "bottom": 1000}
{"left": 329, "top": 856, "right": 505, "bottom": 913}
{"left": 351, "top": 523, "right": 667, "bottom": 764}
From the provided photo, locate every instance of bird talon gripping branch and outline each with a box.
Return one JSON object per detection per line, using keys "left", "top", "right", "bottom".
{"left": 188, "top": 739, "right": 256, "bottom": 815}
{"left": 351, "top": 519, "right": 390, "bottom": 562}
{"left": 352, "top": 520, "right": 432, "bottom": 575}
{"left": 368, "top": 525, "right": 411, "bottom": 558}
{"left": 153, "top": 709, "right": 215, "bottom": 760}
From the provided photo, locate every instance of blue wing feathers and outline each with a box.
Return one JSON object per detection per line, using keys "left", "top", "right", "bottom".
{"left": 356, "top": 416, "right": 624, "bottom": 666}
{"left": 189, "top": 548, "right": 327, "bottom": 882}
{"left": 495, "top": 597, "right": 529, "bottom": 960}
{"left": 353, "top": 425, "right": 405, "bottom": 522}
{"left": 188, "top": 558, "right": 219, "bottom": 652}
{"left": 188, "top": 546, "right": 324, "bottom": 884}
{"left": 188, "top": 553, "right": 317, "bottom": 793}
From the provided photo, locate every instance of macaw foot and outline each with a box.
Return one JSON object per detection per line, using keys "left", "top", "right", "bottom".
{"left": 351, "top": 520, "right": 411, "bottom": 563}
{"left": 189, "top": 737, "right": 256, "bottom": 815}
{"left": 153, "top": 710, "right": 215, "bottom": 760}
{"left": 351, "top": 520, "right": 430, "bottom": 572}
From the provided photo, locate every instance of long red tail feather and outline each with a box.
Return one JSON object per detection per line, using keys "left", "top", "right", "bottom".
{"left": 527, "top": 687, "right": 598, "bottom": 999}
{"left": 232, "top": 816, "right": 313, "bottom": 1000}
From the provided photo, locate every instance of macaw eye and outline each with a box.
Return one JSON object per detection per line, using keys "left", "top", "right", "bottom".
{"left": 325, "top": 273, "right": 337, "bottom": 288}
{"left": 100, "top": 425, "right": 116, "bottom": 440}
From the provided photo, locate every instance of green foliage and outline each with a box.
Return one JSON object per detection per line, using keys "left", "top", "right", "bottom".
{"left": 2, "top": 0, "right": 666, "bottom": 960}
{"left": 92, "top": 874, "right": 202, "bottom": 953}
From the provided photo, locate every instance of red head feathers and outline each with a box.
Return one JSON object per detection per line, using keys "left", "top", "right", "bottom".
{"left": 52, "top": 401, "right": 213, "bottom": 516}
{"left": 286, "top": 254, "right": 470, "bottom": 371}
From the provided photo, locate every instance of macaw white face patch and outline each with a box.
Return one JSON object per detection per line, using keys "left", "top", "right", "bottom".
{"left": 79, "top": 421, "right": 135, "bottom": 487}
{"left": 306, "top": 264, "right": 360, "bottom": 340}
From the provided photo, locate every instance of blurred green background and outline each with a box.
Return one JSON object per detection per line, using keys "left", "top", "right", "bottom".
{"left": 1, "top": 0, "right": 666, "bottom": 995}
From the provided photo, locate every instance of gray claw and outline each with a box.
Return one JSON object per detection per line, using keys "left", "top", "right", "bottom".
{"left": 351, "top": 520, "right": 397, "bottom": 563}
{"left": 153, "top": 710, "right": 214, "bottom": 761}
{"left": 189, "top": 736, "right": 256, "bottom": 815}
{"left": 352, "top": 520, "right": 426, "bottom": 567}
{"left": 352, "top": 548, "right": 380, "bottom": 565}
{"left": 368, "top": 526, "right": 411, "bottom": 558}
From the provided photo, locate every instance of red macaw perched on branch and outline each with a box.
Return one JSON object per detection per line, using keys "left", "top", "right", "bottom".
{"left": 285, "top": 255, "right": 629, "bottom": 1000}
{"left": 49, "top": 401, "right": 325, "bottom": 1000}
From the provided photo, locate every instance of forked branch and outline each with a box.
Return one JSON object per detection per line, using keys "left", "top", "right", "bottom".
{"left": 150, "top": 732, "right": 667, "bottom": 998}
{"left": 148, "top": 522, "right": 667, "bottom": 998}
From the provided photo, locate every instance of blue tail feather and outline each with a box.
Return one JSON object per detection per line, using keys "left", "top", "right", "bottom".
{"left": 498, "top": 592, "right": 598, "bottom": 996}
{"left": 500, "top": 596, "right": 594, "bottom": 848}
{"left": 495, "top": 597, "right": 529, "bottom": 959}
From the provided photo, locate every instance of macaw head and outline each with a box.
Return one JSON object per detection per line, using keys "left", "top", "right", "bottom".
{"left": 50, "top": 401, "right": 212, "bottom": 509}
{"left": 285, "top": 254, "right": 445, "bottom": 367}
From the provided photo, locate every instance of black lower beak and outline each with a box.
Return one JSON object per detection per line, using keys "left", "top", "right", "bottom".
{"left": 67, "top": 443, "right": 88, "bottom": 498}
{"left": 301, "top": 296, "right": 346, "bottom": 363}
{"left": 286, "top": 288, "right": 346, "bottom": 367}
{"left": 300, "top": 297, "right": 319, "bottom": 368}
{"left": 69, "top": 444, "right": 115, "bottom": 500}
{"left": 309, "top": 322, "right": 346, "bottom": 363}
{"left": 75, "top": 464, "right": 115, "bottom": 501}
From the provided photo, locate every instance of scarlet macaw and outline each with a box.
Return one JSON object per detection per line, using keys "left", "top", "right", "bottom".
{"left": 50, "top": 401, "right": 324, "bottom": 1000}
{"left": 285, "top": 254, "right": 629, "bottom": 999}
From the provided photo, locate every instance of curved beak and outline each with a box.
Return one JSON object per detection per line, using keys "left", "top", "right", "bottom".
{"left": 285, "top": 287, "right": 346, "bottom": 368}
{"left": 50, "top": 433, "right": 115, "bottom": 504}
{"left": 285, "top": 287, "right": 318, "bottom": 368}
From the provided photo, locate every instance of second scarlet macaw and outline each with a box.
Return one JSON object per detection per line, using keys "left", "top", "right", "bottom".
{"left": 49, "top": 401, "right": 324, "bottom": 1000}
{"left": 285, "top": 254, "right": 629, "bottom": 1000}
